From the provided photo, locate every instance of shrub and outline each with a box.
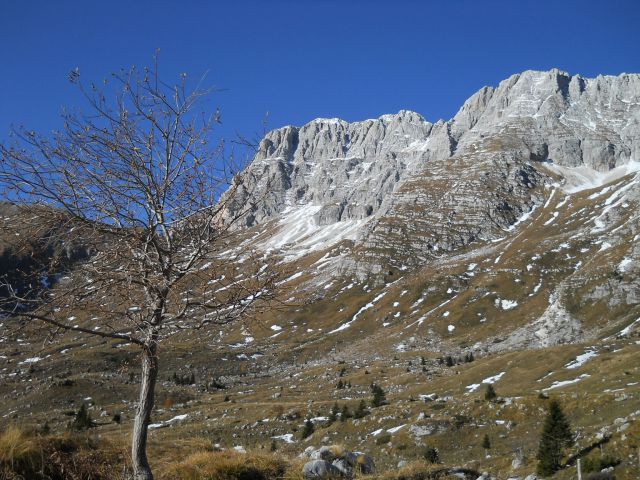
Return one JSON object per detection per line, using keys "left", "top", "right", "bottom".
{"left": 585, "top": 472, "right": 615, "bottom": 480}
{"left": 375, "top": 433, "right": 392, "bottom": 445}
{"left": 583, "top": 454, "right": 619, "bottom": 473}
{"left": 481, "top": 434, "right": 491, "bottom": 450}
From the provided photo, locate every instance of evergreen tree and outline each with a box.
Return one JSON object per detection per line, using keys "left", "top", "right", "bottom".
{"left": 336, "top": 379, "right": 344, "bottom": 390}
{"left": 301, "top": 418, "right": 315, "bottom": 439}
{"left": 340, "top": 404, "right": 350, "bottom": 422}
{"left": 420, "top": 356, "right": 426, "bottom": 366}
{"left": 482, "top": 434, "right": 491, "bottom": 450}
{"left": 353, "top": 400, "right": 369, "bottom": 419}
{"left": 370, "top": 383, "right": 387, "bottom": 407}
{"left": 71, "top": 403, "right": 94, "bottom": 431}
{"left": 536, "top": 399, "right": 573, "bottom": 476}
{"left": 328, "top": 402, "right": 339, "bottom": 423}
{"left": 40, "top": 421, "right": 51, "bottom": 435}
{"left": 445, "top": 355, "right": 455, "bottom": 367}
{"left": 484, "top": 384, "right": 497, "bottom": 401}
{"left": 423, "top": 446, "right": 440, "bottom": 464}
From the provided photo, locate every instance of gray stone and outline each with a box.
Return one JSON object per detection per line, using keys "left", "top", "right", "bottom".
{"left": 302, "top": 460, "right": 344, "bottom": 479}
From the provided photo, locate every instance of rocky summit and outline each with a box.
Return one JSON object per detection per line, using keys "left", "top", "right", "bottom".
{"left": 230, "top": 69, "right": 640, "bottom": 270}
{"left": 2, "top": 69, "right": 640, "bottom": 479}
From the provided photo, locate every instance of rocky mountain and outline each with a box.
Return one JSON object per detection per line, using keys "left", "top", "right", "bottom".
{"left": 229, "top": 69, "right": 640, "bottom": 273}
{"left": 2, "top": 69, "right": 640, "bottom": 479}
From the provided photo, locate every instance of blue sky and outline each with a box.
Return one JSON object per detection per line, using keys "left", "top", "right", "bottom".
{"left": 2, "top": 0, "right": 639, "bottom": 148}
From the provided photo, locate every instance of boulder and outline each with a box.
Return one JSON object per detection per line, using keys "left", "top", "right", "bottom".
{"left": 302, "top": 460, "right": 345, "bottom": 479}
{"left": 331, "top": 458, "right": 353, "bottom": 478}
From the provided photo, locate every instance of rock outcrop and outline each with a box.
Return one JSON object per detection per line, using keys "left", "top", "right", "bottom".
{"left": 225, "top": 69, "right": 640, "bottom": 271}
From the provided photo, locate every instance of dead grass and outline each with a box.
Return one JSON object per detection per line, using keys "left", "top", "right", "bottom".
{"left": 0, "top": 425, "right": 37, "bottom": 474}
{"left": 0, "top": 426, "right": 123, "bottom": 480}
{"left": 160, "top": 450, "right": 291, "bottom": 480}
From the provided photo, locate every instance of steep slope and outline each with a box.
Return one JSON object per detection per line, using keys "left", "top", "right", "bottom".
{"left": 228, "top": 69, "right": 640, "bottom": 273}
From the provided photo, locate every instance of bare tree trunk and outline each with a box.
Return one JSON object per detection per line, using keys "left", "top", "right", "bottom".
{"left": 131, "top": 338, "right": 158, "bottom": 480}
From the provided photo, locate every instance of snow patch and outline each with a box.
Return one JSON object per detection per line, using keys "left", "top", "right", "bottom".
{"left": 565, "top": 350, "right": 598, "bottom": 369}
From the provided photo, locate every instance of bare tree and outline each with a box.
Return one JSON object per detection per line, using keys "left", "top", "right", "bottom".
{"left": 0, "top": 55, "right": 280, "bottom": 480}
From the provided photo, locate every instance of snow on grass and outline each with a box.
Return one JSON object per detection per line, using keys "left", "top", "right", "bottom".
{"left": 280, "top": 271, "right": 303, "bottom": 284}
{"left": 543, "top": 374, "right": 590, "bottom": 391}
{"left": 272, "top": 433, "right": 296, "bottom": 443}
{"left": 466, "top": 371, "right": 505, "bottom": 392}
{"left": 19, "top": 357, "right": 43, "bottom": 365}
{"left": 544, "top": 160, "right": 640, "bottom": 193}
{"left": 329, "top": 291, "right": 387, "bottom": 334}
{"left": 618, "top": 318, "right": 640, "bottom": 337}
{"left": 495, "top": 298, "right": 518, "bottom": 310}
{"left": 544, "top": 212, "right": 559, "bottom": 225}
{"left": 149, "top": 414, "right": 188, "bottom": 430}
{"left": 618, "top": 258, "right": 634, "bottom": 273}
{"left": 506, "top": 204, "right": 539, "bottom": 232}
{"left": 387, "top": 424, "right": 406, "bottom": 434}
{"left": 543, "top": 188, "right": 557, "bottom": 208}
{"left": 406, "top": 298, "right": 454, "bottom": 329}
{"left": 599, "top": 242, "right": 612, "bottom": 252}
{"left": 482, "top": 371, "right": 506, "bottom": 384}
{"left": 565, "top": 350, "right": 598, "bottom": 369}
{"left": 529, "top": 281, "right": 542, "bottom": 296}
{"left": 259, "top": 203, "right": 371, "bottom": 260}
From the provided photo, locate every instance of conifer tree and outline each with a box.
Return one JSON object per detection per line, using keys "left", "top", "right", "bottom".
{"left": 328, "top": 402, "right": 339, "bottom": 423}
{"left": 536, "top": 399, "right": 573, "bottom": 476}
{"left": 484, "top": 384, "right": 497, "bottom": 401}
{"left": 340, "top": 404, "right": 350, "bottom": 422}
{"left": 301, "top": 418, "right": 315, "bottom": 439}
{"left": 482, "top": 434, "right": 491, "bottom": 451}
{"left": 423, "top": 446, "right": 440, "bottom": 464}
{"left": 370, "top": 383, "right": 387, "bottom": 407}
{"left": 353, "top": 400, "right": 369, "bottom": 419}
{"left": 71, "top": 403, "right": 94, "bottom": 431}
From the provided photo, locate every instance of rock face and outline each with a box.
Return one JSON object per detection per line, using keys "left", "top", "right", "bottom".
{"left": 226, "top": 69, "right": 640, "bottom": 270}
